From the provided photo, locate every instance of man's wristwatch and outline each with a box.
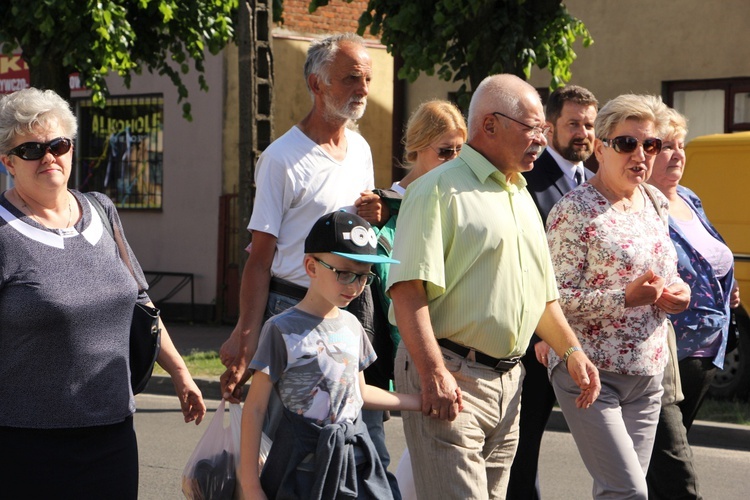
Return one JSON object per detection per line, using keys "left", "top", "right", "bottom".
{"left": 563, "top": 346, "right": 582, "bottom": 365}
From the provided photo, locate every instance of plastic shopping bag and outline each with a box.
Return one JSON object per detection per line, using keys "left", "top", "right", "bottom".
{"left": 182, "top": 400, "right": 238, "bottom": 500}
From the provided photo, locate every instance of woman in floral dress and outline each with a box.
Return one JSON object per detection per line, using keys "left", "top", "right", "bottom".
{"left": 544, "top": 94, "right": 691, "bottom": 499}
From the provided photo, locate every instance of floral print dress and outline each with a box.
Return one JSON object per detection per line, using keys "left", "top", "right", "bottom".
{"left": 545, "top": 183, "right": 682, "bottom": 376}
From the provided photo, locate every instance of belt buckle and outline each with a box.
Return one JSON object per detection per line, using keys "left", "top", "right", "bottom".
{"left": 493, "top": 357, "right": 519, "bottom": 373}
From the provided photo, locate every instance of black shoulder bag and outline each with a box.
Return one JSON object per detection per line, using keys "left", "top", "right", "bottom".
{"left": 85, "top": 193, "right": 162, "bottom": 395}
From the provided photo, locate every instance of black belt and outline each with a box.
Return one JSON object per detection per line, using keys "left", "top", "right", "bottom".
{"left": 438, "top": 338, "right": 521, "bottom": 374}
{"left": 269, "top": 278, "right": 307, "bottom": 301}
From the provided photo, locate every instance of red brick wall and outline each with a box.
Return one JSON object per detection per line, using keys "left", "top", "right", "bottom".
{"left": 280, "top": 0, "right": 377, "bottom": 40}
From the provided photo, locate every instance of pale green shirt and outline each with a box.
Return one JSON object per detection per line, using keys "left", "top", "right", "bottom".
{"left": 386, "top": 145, "right": 559, "bottom": 358}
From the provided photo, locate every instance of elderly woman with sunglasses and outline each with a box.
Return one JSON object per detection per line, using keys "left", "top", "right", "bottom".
{"left": 544, "top": 94, "right": 691, "bottom": 499}
{"left": 0, "top": 87, "right": 206, "bottom": 498}
{"left": 645, "top": 107, "right": 740, "bottom": 499}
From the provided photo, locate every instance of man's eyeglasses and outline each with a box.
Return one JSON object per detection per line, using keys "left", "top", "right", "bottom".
{"left": 432, "top": 145, "right": 462, "bottom": 161}
{"left": 7, "top": 137, "right": 73, "bottom": 161}
{"left": 315, "top": 258, "right": 375, "bottom": 286}
{"left": 601, "top": 136, "right": 662, "bottom": 156}
{"left": 492, "top": 112, "right": 550, "bottom": 139}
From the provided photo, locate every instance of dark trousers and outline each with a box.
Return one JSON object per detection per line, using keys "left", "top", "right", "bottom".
{"left": 507, "top": 340, "right": 557, "bottom": 500}
{"left": 0, "top": 416, "right": 138, "bottom": 500}
{"left": 678, "top": 357, "right": 717, "bottom": 432}
{"left": 646, "top": 357, "right": 716, "bottom": 500}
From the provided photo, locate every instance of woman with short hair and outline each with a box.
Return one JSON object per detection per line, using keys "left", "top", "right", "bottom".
{"left": 0, "top": 87, "right": 205, "bottom": 498}
{"left": 645, "top": 106, "right": 740, "bottom": 499}
{"left": 545, "top": 94, "right": 691, "bottom": 499}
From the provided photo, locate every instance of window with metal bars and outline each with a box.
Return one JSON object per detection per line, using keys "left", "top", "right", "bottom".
{"left": 74, "top": 95, "right": 164, "bottom": 210}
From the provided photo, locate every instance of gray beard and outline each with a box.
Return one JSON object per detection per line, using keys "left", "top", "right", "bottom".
{"left": 324, "top": 99, "right": 366, "bottom": 122}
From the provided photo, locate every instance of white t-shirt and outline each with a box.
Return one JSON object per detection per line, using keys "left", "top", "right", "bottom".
{"left": 248, "top": 126, "right": 374, "bottom": 286}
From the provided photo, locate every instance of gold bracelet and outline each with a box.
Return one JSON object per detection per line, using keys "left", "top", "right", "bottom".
{"left": 563, "top": 346, "right": 582, "bottom": 365}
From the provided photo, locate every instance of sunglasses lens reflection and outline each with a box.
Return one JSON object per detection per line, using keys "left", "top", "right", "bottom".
{"left": 610, "top": 136, "right": 662, "bottom": 156}
{"left": 437, "top": 147, "right": 461, "bottom": 160}
{"left": 643, "top": 138, "right": 662, "bottom": 155}
{"left": 10, "top": 138, "right": 72, "bottom": 160}
{"left": 613, "top": 136, "right": 638, "bottom": 153}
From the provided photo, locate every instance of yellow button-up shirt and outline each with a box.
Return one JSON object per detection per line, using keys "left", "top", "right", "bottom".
{"left": 386, "top": 145, "right": 559, "bottom": 358}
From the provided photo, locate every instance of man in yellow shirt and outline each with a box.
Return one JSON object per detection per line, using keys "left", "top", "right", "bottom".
{"left": 387, "top": 74, "right": 601, "bottom": 499}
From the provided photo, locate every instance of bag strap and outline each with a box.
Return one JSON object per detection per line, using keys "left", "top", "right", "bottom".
{"left": 642, "top": 184, "right": 667, "bottom": 222}
{"left": 84, "top": 192, "right": 144, "bottom": 292}
{"left": 84, "top": 192, "right": 114, "bottom": 238}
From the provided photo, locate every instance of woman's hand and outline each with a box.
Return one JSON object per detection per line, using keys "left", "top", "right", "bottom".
{"left": 624, "top": 270, "right": 665, "bottom": 308}
{"left": 170, "top": 372, "right": 206, "bottom": 425}
{"left": 534, "top": 341, "right": 551, "bottom": 367}
{"left": 730, "top": 281, "right": 741, "bottom": 309}
{"left": 656, "top": 282, "right": 691, "bottom": 314}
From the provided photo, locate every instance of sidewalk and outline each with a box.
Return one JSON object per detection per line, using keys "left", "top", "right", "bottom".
{"left": 144, "top": 321, "right": 750, "bottom": 453}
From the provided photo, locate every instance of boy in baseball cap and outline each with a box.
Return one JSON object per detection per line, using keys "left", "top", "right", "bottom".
{"left": 240, "top": 212, "right": 425, "bottom": 499}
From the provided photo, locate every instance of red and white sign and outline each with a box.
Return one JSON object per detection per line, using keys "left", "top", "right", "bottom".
{"left": 0, "top": 54, "right": 29, "bottom": 94}
{"left": 0, "top": 53, "right": 84, "bottom": 94}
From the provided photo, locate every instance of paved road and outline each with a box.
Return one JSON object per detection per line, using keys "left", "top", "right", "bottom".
{"left": 136, "top": 394, "right": 749, "bottom": 499}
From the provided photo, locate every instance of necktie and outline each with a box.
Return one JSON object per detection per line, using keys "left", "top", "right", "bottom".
{"left": 573, "top": 168, "right": 583, "bottom": 186}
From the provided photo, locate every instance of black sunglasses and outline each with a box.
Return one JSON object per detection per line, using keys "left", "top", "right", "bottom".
{"left": 314, "top": 258, "right": 375, "bottom": 286}
{"left": 432, "top": 145, "right": 462, "bottom": 161}
{"left": 601, "top": 136, "right": 662, "bottom": 156}
{"left": 7, "top": 137, "right": 73, "bottom": 161}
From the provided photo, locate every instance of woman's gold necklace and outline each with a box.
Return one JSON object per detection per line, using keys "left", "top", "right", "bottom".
{"left": 593, "top": 178, "right": 635, "bottom": 213}
{"left": 16, "top": 190, "right": 73, "bottom": 229}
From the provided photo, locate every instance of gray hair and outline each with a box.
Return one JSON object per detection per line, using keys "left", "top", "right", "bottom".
{"left": 303, "top": 33, "right": 366, "bottom": 93}
{"left": 595, "top": 94, "right": 663, "bottom": 140}
{"left": 0, "top": 87, "right": 78, "bottom": 153}
{"left": 467, "top": 74, "right": 539, "bottom": 140}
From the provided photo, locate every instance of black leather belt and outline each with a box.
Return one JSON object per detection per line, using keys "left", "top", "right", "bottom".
{"left": 438, "top": 338, "right": 521, "bottom": 374}
{"left": 269, "top": 278, "right": 307, "bottom": 301}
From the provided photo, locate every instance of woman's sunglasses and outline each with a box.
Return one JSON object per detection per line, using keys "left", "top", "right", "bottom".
{"left": 601, "top": 136, "right": 662, "bottom": 156}
{"left": 7, "top": 137, "right": 73, "bottom": 161}
{"left": 432, "top": 145, "right": 462, "bottom": 161}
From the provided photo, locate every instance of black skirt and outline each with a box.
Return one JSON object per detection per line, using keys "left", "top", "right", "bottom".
{"left": 0, "top": 415, "right": 138, "bottom": 499}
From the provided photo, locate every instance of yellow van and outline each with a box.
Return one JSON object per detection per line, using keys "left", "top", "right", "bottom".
{"left": 683, "top": 132, "right": 750, "bottom": 400}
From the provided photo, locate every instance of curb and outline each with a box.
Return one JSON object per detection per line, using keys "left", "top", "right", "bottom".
{"left": 144, "top": 374, "right": 225, "bottom": 401}
{"left": 143, "top": 375, "right": 750, "bottom": 452}
{"left": 545, "top": 406, "right": 750, "bottom": 452}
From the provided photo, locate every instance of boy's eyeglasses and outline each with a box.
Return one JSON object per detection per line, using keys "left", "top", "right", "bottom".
{"left": 601, "top": 136, "right": 662, "bottom": 156}
{"left": 7, "top": 137, "right": 73, "bottom": 161}
{"left": 432, "top": 145, "right": 462, "bottom": 161}
{"left": 315, "top": 258, "right": 375, "bottom": 286}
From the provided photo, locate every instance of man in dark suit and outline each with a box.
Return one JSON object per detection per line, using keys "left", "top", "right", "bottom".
{"left": 508, "top": 85, "right": 598, "bottom": 500}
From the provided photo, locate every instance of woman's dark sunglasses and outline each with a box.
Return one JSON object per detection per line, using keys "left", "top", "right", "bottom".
{"left": 433, "top": 145, "right": 462, "bottom": 161}
{"left": 602, "top": 136, "right": 662, "bottom": 156}
{"left": 7, "top": 137, "right": 73, "bottom": 161}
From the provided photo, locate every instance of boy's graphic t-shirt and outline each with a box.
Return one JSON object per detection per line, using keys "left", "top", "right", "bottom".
{"left": 250, "top": 307, "right": 376, "bottom": 426}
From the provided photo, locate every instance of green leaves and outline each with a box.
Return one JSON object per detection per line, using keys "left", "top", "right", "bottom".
{"left": 1, "top": 0, "right": 238, "bottom": 121}
{"left": 318, "top": 0, "right": 593, "bottom": 101}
